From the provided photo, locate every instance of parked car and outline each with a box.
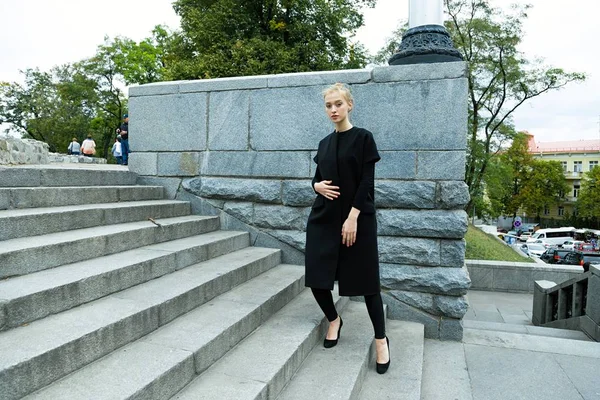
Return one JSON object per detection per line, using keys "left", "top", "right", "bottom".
{"left": 574, "top": 242, "right": 597, "bottom": 252}
{"left": 558, "top": 251, "right": 600, "bottom": 272}
{"left": 518, "top": 232, "right": 532, "bottom": 242}
{"left": 520, "top": 243, "right": 546, "bottom": 258}
{"left": 561, "top": 240, "right": 584, "bottom": 250}
{"left": 540, "top": 249, "right": 573, "bottom": 264}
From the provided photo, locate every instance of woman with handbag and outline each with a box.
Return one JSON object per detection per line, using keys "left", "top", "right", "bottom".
{"left": 81, "top": 135, "right": 96, "bottom": 157}
{"left": 305, "top": 83, "right": 390, "bottom": 374}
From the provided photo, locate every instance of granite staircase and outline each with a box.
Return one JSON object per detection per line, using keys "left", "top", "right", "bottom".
{"left": 0, "top": 165, "right": 426, "bottom": 400}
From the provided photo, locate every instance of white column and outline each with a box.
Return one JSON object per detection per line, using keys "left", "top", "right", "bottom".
{"left": 409, "top": 0, "right": 444, "bottom": 28}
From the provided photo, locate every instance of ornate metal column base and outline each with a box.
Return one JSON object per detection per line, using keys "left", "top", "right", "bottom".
{"left": 389, "top": 25, "right": 463, "bottom": 65}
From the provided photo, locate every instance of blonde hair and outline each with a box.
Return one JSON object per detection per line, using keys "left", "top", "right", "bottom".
{"left": 322, "top": 83, "right": 354, "bottom": 107}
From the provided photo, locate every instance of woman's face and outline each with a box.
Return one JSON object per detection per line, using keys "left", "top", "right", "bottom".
{"left": 324, "top": 91, "right": 352, "bottom": 123}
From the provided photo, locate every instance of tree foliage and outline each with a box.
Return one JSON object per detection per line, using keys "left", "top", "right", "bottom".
{"left": 165, "top": 0, "right": 374, "bottom": 79}
{"left": 375, "top": 0, "right": 585, "bottom": 212}
{"left": 483, "top": 133, "right": 567, "bottom": 220}
{"left": 576, "top": 166, "right": 600, "bottom": 219}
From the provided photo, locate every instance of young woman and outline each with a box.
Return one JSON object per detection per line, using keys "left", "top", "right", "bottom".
{"left": 305, "top": 83, "right": 390, "bottom": 374}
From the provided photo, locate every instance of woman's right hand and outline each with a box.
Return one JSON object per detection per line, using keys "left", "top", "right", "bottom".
{"left": 315, "top": 180, "right": 340, "bottom": 200}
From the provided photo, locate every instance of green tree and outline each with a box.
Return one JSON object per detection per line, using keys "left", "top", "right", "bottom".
{"left": 576, "top": 166, "right": 600, "bottom": 219}
{"left": 375, "top": 0, "right": 585, "bottom": 212}
{"left": 519, "top": 159, "right": 568, "bottom": 220}
{"left": 166, "top": 0, "right": 375, "bottom": 79}
{"left": 0, "top": 66, "right": 98, "bottom": 152}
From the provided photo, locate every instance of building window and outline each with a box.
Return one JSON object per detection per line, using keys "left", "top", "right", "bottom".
{"left": 574, "top": 184, "right": 580, "bottom": 198}
{"left": 561, "top": 161, "right": 567, "bottom": 172}
{"left": 558, "top": 207, "right": 564, "bottom": 216}
{"left": 543, "top": 206, "right": 550, "bottom": 215}
{"left": 574, "top": 161, "right": 583, "bottom": 172}
{"left": 590, "top": 161, "right": 598, "bottom": 170}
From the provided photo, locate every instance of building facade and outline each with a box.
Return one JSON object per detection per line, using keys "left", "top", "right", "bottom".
{"left": 527, "top": 133, "right": 600, "bottom": 220}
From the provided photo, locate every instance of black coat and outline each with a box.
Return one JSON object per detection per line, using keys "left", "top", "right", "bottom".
{"left": 305, "top": 127, "right": 381, "bottom": 296}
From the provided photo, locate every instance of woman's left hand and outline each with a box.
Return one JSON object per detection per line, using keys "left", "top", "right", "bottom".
{"left": 341, "top": 217, "right": 357, "bottom": 247}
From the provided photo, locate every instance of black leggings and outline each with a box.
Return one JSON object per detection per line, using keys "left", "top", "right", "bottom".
{"left": 311, "top": 288, "right": 386, "bottom": 339}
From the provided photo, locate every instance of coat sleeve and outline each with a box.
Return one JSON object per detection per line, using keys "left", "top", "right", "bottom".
{"left": 352, "top": 132, "right": 380, "bottom": 211}
{"left": 311, "top": 152, "right": 322, "bottom": 194}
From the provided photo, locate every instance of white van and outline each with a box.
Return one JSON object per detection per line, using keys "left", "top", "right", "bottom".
{"left": 527, "top": 227, "right": 575, "bottom": 246}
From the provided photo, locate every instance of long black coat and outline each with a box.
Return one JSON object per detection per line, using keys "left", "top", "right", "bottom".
{"left": 305, "top": 127, "right": 381, "bottom": 296}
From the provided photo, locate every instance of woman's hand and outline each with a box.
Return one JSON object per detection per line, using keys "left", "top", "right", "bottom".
{"left": 341, "top": 216, "right": 357, "bottom": 247}
{"left": 315, "top": 180, "right": 340, "bottom": 200}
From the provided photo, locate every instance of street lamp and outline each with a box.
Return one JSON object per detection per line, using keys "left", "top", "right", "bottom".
{"left": 389, "top": 0, "right": 463, "bottom": 65}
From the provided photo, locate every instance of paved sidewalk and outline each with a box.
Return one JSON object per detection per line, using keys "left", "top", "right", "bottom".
{"left": 465, "top": 290, "right": 533, "bottom": 325}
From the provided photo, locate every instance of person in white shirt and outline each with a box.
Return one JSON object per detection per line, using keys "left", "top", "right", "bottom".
{"left": 111, "top": 136, "right": 123, "bottom": 164}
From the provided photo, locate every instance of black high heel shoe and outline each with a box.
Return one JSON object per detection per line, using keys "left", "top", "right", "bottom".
{"left": 324, "top": 317, "right": 343, "bottom": 348}
{"left": 376, "top": 337, "right": 391, "bottom": 374}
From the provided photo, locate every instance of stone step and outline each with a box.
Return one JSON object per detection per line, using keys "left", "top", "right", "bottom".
{"left": 0, "top": 247, "right": 284, "bottom": 400}
{"left": 357, "top": 320, "right": 425, "bottom": 400}
{"left": 0, "top": 165, "right": 137, "bottom": 187}
{"left": 0, "top": 230, "right": 250, "bottom": 330}
{"left": 0, "top": 215, "right": 220, "bottom": 279}
{"left": 0, "top": 185, "right": 164, "bottom": 210}
{"left": 0, "top": 200, "right": 192, "bottom": 241}
{"left": 462, "top": 320, "right": 592, "bottom": 341}
{"left": 22, "top": 263, "right": 304, "bottom": 400}
{"left": 173, "top": 287, "right": 349, "bottom": 400}
{"left": 462, "top": 328, "right": 600, "bottom": 358}
{"left": 276, "top": 300, "right": 375, "bottom": 400}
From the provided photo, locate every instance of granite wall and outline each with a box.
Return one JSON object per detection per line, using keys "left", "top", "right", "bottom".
{"left": 0, "top": 137, "right": 49, "bottom": 165}
{"left": 128, "top": 62, "right": 471, "bottom": 340}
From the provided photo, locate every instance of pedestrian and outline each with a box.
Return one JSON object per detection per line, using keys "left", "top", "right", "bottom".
{"left": 117, "top": 114, "right": 129, "bottom": 165}
{"left": 305, "top": 83, "right": 390, "bottom": 374}
{"left": 67, "top": 138, "right": 81, "bottom": 155}
{"left": 81, "top": 134, "right": 96, "bottom": 157}
{"left": 112, "top": 136, "right": 123, "bottom": 164}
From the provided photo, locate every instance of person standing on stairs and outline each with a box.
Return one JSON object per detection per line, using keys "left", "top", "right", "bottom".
{"left": 305, "top": 83, "right": 390, "bottom": 374}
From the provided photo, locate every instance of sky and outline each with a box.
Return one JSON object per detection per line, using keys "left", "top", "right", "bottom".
{"left": 1, "top": 0, "right": 598, "bottom": 143}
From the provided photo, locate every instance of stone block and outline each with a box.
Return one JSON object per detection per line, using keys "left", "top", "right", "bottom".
{"left": 586, "top": 273, "right": 600, "bottom": 324}
{"left": 129, "top": 93, "right": 207, "bottom": 152}
{"left": 380, "top": 264, "right": 471, "bottom": 296}
{"left": 493, "top": 268, "right": 531, "bottom": 292}
{"left": 468, "top": 266, "right": 493, "bottom": 290}
{"left": 129, "top": 81, "right": 185, "bottom": 97}
{"left": 377, "top": 210, "right": 468, "bottom": 239}
{"left": 208, "top": 91, "right": 250, "bottom": 150}
{"left": 351, "top": 81, "right": 466, "bottom": 151}
{"left": 282, "top": 180, "right": 316, "bottom": 207}
{"left": 0, "top": 189, "right": 9, "bottom": 209}
{"left": 0, "top": 167, "right": 42, "bottom": 187}
{"left": 128, "top": 152, "right": 158, "bottom": 176}
{"left": 377, "top": 151, "right": 416, "bottom": 179}
{"left": 387, "top": 290, "right": 468, "bottom": 319}
{"left": 137, "top": 176, "right": 182, "bottom": 200}
{"left": 372, "top": 62, "right": 467, "bottom": 83}
{"left": 378, "top": 236, "right": 440, "bottom": 266}
{"left": 382, "top": 292, "right": 441, "bottom": 339}
{"left": 266, "top": 229, "right": 306, "bottom": 252}
{"left": 533, "top": 280, "right": 555, "bottom": 325}
{"left": 223, "top": 201, "right": 254, "bottom": 224}
{"left": 180, "top": 76, "right": 270, "bottom": 93}
{"left": 249, "top": 87, "right": 331, "bottom": 151}
{"left": 267, "top": 69, "right": 371, "bottom": 88}
{"left": 434, "top": 295, "right": 469, "bottom": 319}
{"left": 157, "top": 152, "right": 202, "bottom": 176}
{"left": 437, "top": 181, "right": 470, "bottom": 209}
{"left": 439, "top": 318, "right": 463, "bottom": 341}
{"left": 183, "top": 177, "right": 282, "bottom": 203}
{"left": 202, "top": 151, "right": 311, "bottom": 178}
{"left": 440, "top": 239, "right": 466, "bottom": 267}
{"left": 254, "top": 204, "right": 308, "bottom": 230}
{"left": 417, "top": 151, "right": 466, "bottom": 180}
{"left": 175, "top": 190, "right": 221, "bottom": 217}
{"left": 375, "top": 180, "right": 436, "bottom": 209}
